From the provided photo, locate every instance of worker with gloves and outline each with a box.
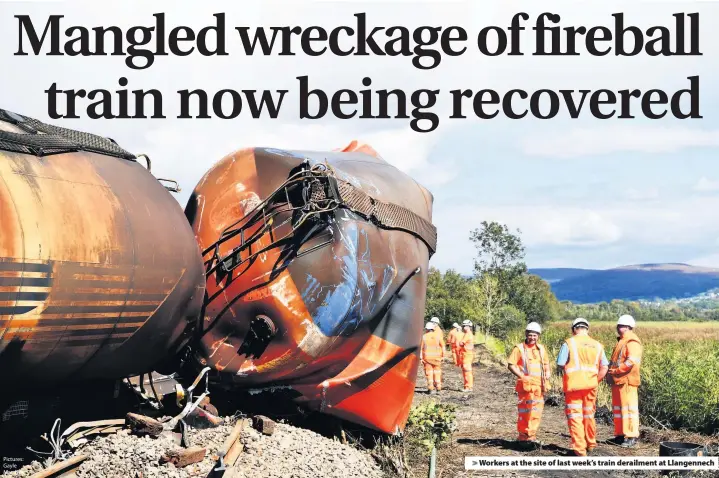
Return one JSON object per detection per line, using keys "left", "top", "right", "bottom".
{"left": 507, "top": 322, "right": 551, "bottom": 447}
{"left": 457, "top": 320, "right": 475, "bottom": 392}
{"left": 556, "top": 318, "right": 609, "bottom": 456}
{"left": 606, "top": 314, "right": 643, "bottom": 448}
{"left": 420, "top": 322, "right": 445, "bottom": 393}
{"left": 447, "top": 323, "right": 461, "bottom": 366}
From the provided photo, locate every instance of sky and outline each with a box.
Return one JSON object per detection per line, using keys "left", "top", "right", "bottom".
{"left": 1, "top": 0, "right": 718, "bottom": 275}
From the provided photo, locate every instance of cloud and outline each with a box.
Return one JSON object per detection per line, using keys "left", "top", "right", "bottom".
{"left": 521, "top": 126, "right": 719, "bottom": 159}
{"left": 694, "top": 177, "right": 719, "bottom": 192}
{"left": 688, "top": 252, "right": 719, "bottom": 268}
{"left": 430, "top": 194, "right": 719, "bottom": 273}
{"left": 625, "top": 187, "right": 659, "bottom": 201}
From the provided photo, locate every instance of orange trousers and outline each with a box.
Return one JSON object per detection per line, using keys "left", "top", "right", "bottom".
{"left": 459, "top": 351, "right": 474, "bottom": 389}
{"left": 517, "top": 387, "right": 544, "bottom": 441}
{"left": 451, "top": 346, "right": 459, "bottom": 366}
{"left": 612, "top": 383, "right": 639, "bottom": 438}
{"left": 564, "top": 388, "right": 597, "bottom": 455}
{"left": 423, "top": 361, "right": 442, "bottom": 390}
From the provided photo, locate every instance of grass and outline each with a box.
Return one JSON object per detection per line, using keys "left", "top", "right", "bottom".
{"left": 502, "top": 321, "right": 719, "bottom": 435}
{"left": 474, "top": 331, "right": 507, "bottom": 360}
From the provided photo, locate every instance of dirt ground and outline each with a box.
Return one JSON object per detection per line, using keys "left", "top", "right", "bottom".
{"left": 408, "top": 344, "right": 719, "bottom": 478}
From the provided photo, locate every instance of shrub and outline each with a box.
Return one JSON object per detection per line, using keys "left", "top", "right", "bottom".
{"left": 405, "top": 400, "right": 457, "bottom": 454}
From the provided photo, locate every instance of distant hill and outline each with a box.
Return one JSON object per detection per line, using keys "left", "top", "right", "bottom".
{"left": 529, "top": 263, "right": 719, "bottom": 304}
{"left": 527, "top": 268, "right": 596, "bottom": 283}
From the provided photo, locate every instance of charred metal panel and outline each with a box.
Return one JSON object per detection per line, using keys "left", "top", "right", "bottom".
{"left": 186, "top": 142, "right": 435, "bottom": 434}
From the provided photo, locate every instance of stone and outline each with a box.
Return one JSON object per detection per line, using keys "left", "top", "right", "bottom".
{"left": 251, "top": 415, "right": 276, "bottom": 436}
{"left": 160, "top": 447, "right": 207, "bottom": 468}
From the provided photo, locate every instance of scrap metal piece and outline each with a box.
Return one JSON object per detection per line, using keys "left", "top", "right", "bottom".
{"left": 62, "top": 419, "right": 126, "bottom": 448}
{"left": 163, "top": 367, "right": 211, "bottom": 431}
{"left": 211, "top": 418, "right": 246, "bottom": 477}
{"left": 29, "top": 454, "right": 88, "bottom": 478}
{"left": 185, "top": 141, "right": 435, "bottom": 434}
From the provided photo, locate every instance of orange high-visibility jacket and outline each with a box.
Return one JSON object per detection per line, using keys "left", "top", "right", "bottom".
{"left": 457, "top": 331, "right": 474, "bottom": 353}
{"left": 562, "top": 335, "right": 605, "bottom": 392}
{"left": 447, "top": 329, "right": 460, "bottom": 347}
{"left": 609, "top": 331, "right": 642, "bottom": 387}
{"left": 510, "top": 342, "right": 550, "bottom": 390}
{"left": 421, "top": 331, "right": 445, "bottom": 365}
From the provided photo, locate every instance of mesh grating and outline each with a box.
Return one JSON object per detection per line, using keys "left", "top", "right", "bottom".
{"left": 0, "top": 109, "right": 136, "bottom": 160}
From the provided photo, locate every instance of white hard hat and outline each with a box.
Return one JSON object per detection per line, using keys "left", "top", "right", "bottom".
{"left": 462, "top": 319, "right": 473, "bottom": 327}
{"left": 431, "top": 317, "right": 440, "bottom": 324}
{"left": 572, "top": 317, "right": 589, "bottom": 328}
{"left": 452, "top": 322, "right": 460, "bottom": 328}
{"left": 526, "top": 322, "right": 542, "bottom": 334}
{"left": 425, "top": 322, "right": 436, "bottom": 330}
{"left": 617, "top": 314, "right": 636, "bottom": 328}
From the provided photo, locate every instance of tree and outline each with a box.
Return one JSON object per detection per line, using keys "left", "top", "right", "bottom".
{"left": 424, "top": 267, "right": 473, "bottom": 328}
{"left": 508, "top": 273, "right": 562, "bottom": 323}
{"left": 469, "top": 221, "right": 527, "bottom": 285}
{"left": 468, "top": 274, "right": 506, "bottom": 338}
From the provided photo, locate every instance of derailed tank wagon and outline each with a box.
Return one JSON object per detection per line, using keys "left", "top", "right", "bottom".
{"left": 183, "top": 141, "right": 437, "bottom": 434}
{"left": 0, "top": 109, "right": 438, "bottom": 437}
{"left": 0, "top": 109, "right": 206, "bottom": 386}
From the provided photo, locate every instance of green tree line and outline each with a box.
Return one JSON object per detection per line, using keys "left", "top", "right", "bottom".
{"left": 424, "top": 221, "right": 717, "bottom": 338}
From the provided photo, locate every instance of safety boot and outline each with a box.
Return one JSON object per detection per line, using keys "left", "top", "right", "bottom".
{"left": 621, "top": 438, "right": 637, "bottom": 448}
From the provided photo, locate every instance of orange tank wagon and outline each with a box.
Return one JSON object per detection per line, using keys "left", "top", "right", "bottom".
{"left": 184, "top": 141, "right": 437, "bottom": 434}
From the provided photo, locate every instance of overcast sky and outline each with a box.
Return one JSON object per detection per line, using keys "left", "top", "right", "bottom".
{"left": 1, "top": 0, "right": 718, "bottom": 274}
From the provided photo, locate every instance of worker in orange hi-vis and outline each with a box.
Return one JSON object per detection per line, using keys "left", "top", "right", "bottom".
{"left": 430, "top": 316, "right": 444, "bottom": 341}
{"left": 447, "top": 323, "right": 462, "bottom": 366}
{"left": 457, "top": 320, "right": 475, "bottom": 392}
{"left": 507, "top": 322, "right": 551, "bottom": 448}
{"left": 420, "top": 322, "right": 445, "bottom": 394}
{"left": 556, "top": 318, "right": 609, "bottom": 456}
{"left": 606, "top": 314, "right": 643, "bottom": 448}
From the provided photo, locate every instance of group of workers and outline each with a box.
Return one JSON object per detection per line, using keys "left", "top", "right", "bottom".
{"left": 420, "top": 313, "right": 643, "bottom": 457}
{"left": 419, "top": 317, "right": 476, "bottom": 393}
{"left": 506, "top": 314, "right": 643, "bottom": 456}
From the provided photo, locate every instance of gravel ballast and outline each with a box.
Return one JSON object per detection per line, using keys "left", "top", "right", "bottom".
{"left": 2, "top": 417, "right": 387, "bottom": 478}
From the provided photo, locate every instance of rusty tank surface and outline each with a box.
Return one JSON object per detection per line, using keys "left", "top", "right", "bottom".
{"left": 184, "top": 141, "right": 437, "bottom": 434}
{"left": 0, "top": 109, "right": 206, "bottom": 387}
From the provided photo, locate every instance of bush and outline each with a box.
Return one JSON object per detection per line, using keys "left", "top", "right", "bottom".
{"left": 405, "top": 401, "right": 457, "bottom": 454}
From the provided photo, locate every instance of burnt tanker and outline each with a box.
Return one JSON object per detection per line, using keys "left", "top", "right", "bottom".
{"left": 0, "top": 109, "right": 206, "bottom": 385}
{"left": 184, "top": 141, "right": 437, "bottom": 434}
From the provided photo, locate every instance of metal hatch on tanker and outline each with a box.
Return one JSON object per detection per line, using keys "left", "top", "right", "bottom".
{"left": 0, "top": 109, "right": 206, "bottom": 387}
{"left": 184, "top": 141, "right": 437, "bottom": 434}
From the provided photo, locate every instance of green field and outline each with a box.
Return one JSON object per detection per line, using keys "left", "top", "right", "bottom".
{"left": 501, "top": 321, "right": 719, "bottom": 435}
